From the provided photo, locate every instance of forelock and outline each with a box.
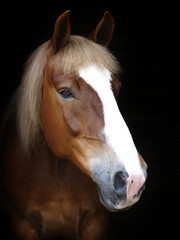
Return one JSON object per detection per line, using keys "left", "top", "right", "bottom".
{"left": 52, "top": 35, "right": 120, "bottom": 75}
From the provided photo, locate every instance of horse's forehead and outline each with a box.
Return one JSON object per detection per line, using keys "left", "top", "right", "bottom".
{"left": 45, "top": 60, "right": 78, "bottom": 85}
{"left": 51, "top": 72, "right": 78, "bottom": 86}
{"left": 79, "top": 64, "right": 112, "bottom": 96}
{"left": 46, "top": 60, "right": 112, "bottom": 90}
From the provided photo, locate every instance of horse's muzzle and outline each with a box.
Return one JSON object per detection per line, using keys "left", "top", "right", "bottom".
{"left": 92, "top": 167, "right": 147, "bottom": 212}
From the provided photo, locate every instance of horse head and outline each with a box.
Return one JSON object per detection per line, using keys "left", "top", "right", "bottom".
{"left": 41, "top": 10, "right": 147, "bottom": 212}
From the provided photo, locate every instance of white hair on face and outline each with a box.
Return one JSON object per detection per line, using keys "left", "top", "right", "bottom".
{"left": 79, "top": 64, "right": 142, "bottom": 174}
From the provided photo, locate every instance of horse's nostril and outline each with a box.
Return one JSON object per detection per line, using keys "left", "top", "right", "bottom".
{"left": 113, "top": 171, "right": 128, "bottom": 196}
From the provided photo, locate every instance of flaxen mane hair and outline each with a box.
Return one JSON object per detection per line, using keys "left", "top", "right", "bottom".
{"left": 16, "top": 35, "right": 120, "bottom": 153}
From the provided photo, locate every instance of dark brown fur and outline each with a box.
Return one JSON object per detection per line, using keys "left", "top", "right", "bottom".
{"left": 1, "top": 120, "right": 108, "bottom": 239}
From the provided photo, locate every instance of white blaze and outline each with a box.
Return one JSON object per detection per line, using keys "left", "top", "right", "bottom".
{"left": 79, "top": 64, "right": 142, "bottom": 174}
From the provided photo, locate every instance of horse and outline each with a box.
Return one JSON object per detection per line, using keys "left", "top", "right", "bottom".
{"left": 0, "top": 10, "right": 147, "bottom": 240}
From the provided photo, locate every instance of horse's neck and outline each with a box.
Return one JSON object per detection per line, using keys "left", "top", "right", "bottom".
{"left": 0, "top": 117, "right": 101, "bottom": 227}
{"left": 1, "top": 116, "right": 55, "bottom": 172}
{"left": 1, "top": 116, "right": 94, "bottom": 194}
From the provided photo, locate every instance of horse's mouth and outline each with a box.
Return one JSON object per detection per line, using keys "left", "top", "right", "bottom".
{"left": 97, "top": 188, "right": 138, "bottom": 212}
{"left": 119, "top": 206, "right": 132, "bottom": 211}
{"left": 94, "top": 181, "right": 127, "bottom": 212}
{"left": 93, "top": 176, "right": 144, "bottom": 212}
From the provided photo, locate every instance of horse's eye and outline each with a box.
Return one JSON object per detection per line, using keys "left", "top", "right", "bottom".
{"left": 58, "top": 88, "right": 74, "bottom": 99}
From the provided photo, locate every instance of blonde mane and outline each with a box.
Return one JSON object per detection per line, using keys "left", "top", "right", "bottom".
{"left": 16, "top": 36, "right": 120, "bottom": 153}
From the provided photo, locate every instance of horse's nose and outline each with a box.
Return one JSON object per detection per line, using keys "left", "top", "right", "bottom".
{"left": 113, "top": 171, "right": 129, "bottom": 198}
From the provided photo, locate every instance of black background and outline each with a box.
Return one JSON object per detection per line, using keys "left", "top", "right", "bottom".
{"left": 0, "top": 4, "right": 179, "bottom": 240}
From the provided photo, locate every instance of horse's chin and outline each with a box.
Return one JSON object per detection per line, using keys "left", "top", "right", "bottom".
{"left": 99, "top": 194, "right": 135, "bottom": 212}
{"left": 96, "top": 186, "right": 138, "bottom": 212}
{"left": 100, "top": 199, "right": 123, "bottom": 212}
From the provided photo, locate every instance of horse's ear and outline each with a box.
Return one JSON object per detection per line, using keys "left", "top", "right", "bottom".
{"left": 51, "top": 10, "right": 71, "bottom": 54}
{"left": 88, "top": 11, "right": 114, "bottom": 47}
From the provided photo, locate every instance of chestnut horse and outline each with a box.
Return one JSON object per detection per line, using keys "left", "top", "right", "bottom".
{"left": 0, "top": 11, "right": 147, "bottom": 240}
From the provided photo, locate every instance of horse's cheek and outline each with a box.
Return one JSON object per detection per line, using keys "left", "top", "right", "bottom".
{"left": 41, "top": 90, "right": 72, "bottom": 158}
